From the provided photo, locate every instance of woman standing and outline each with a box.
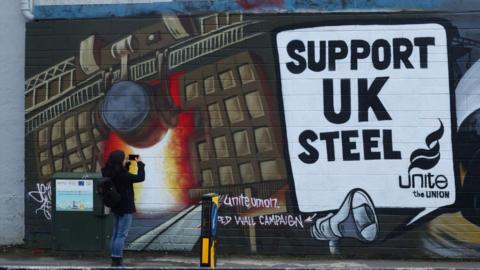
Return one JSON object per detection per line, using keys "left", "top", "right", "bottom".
{"left": 101, "top": 150, "right": 145, "bottom": 267}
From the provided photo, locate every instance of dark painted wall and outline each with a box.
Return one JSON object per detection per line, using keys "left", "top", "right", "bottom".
{"left": 25, "top": 11, "right": 480, "bottom": 258}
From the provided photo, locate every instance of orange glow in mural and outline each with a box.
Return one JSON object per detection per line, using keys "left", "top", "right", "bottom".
{"left": 168, "top": 72, "right": 183, "bottom": 107}
{"left": 101, "top": 72, "right": 197, "bottom": 210}
{"left": 164, "top": 111, "right": 197, "bottom": 204}
{"left": 102, "top": 132, "right": 131, "bottom": 165}
{"left": 165, "top": 71, "right": 197, "bottom": 204}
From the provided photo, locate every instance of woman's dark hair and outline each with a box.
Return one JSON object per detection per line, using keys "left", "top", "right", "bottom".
{"left": 102, "top": 150, "right": 126, "bottom": 178}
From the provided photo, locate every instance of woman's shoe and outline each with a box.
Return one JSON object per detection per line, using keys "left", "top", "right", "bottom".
{"left": 111, "top": 257, "right": 123, "bottom": 267}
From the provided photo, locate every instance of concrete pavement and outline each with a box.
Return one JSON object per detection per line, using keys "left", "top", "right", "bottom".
{"left": 0, "top": 247, "right": 480, "bottom": 269}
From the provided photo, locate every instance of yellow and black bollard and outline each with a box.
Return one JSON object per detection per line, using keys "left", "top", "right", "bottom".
{"left": 200, "top": 193, "right": 219, "bottom": 268}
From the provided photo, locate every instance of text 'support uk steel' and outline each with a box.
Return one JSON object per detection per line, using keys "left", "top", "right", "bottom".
{"left": 24, "top": 12, "right": 480, "bottom": 257}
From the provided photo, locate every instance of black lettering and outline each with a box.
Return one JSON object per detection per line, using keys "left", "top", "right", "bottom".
{"left": 286, "top": 40, "right": 306, "bottom": 74}
{"left": 372, "top": 39, "right": 391, "bottom": 70}
{"left": 383, "top": 129, "right": 402, "bottom": 159}
{"left": 351, "top": 39, "right": 370, "bottom": 70}
{"left": 323, "top": 79, "right": 351, "bottom": 124}
{"left": 320, "top": 131, "right": 339, "bottom": 161}
{"left": 427, "top": 172, "right": 435, "bottom": 188}
{"left": 362, "top": 129, "right": 381, "bottom": 160}
{"left": 399, "top": 175, "right": 410, "bottom": 188}
{"left": 341, "top": 130, "right": 360, "bottom": 161}
{"left": 308, "top": 41, "right": 326, "bottom": 72}
{"left": 328, "top": 40, "right": 348, "bottom": 71}
{"left": 358, "top": 77, "right": 392, "bottom": 122}
{"left": 393, "top": 38, "right": 414, "bottom": 69}
{"left": 435, "top": 175, "right": 448, "bottom": 189}
{"left": 298, "top": 130, "right": 319, "bottom": 164}
{"left": 414, "top": 37, "right": 435, "bottom": 68}
{"left": 412, "top": 174, "right": 423, "bottom": 188}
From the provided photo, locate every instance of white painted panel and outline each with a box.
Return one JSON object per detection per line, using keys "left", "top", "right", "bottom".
{"left": 276, "top": 23, "right": 455, "bottom": 226}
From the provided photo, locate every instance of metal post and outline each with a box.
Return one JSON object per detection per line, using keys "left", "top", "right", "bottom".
{"left": 200, "top": 193, "right": 218, "bottom": 268}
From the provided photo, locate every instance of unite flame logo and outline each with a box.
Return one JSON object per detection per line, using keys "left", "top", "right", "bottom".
{"left": 408, "top": 120, "right": 444, "bottom": 173}
{"left": 399, "top": 119, "right": 449, "bottom": 191}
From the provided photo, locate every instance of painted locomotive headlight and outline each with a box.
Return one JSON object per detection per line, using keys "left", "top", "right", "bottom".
{"left": 101, "top": 80, "right": 174, "bottom": 148}
{"left": 455, "top": 59, "right": 480, "bottom": 226}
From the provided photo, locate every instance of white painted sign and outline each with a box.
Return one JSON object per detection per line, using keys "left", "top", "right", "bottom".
{"left": 56, "top": 179, "right": 93, "bottom": 212}
{"left": 276, "top": 23, "right": 455, "bottom": 224}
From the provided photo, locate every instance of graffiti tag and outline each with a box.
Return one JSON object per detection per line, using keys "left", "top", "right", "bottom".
{"left": 27, "top": 182, "right": 52, "bottom": 220}
{"left": 218, "top": 214, "right": 304, "bottom": 228}
{"left": 221, "top": 194, "right": 279, "bottom": 209}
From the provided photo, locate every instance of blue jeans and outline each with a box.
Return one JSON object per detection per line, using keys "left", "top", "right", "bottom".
{"left": 111, "top": 213, "right": 133, "bottom": 258}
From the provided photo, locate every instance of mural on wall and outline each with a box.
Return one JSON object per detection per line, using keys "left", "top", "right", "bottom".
{"left": 24, "top": 12, "right": 480, "bottom": 257}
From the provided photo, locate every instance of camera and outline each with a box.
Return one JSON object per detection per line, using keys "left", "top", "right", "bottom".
{"left": 128, "top": 154, "right": 139, "bottom": 161}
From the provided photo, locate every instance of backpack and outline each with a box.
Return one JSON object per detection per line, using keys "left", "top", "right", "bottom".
{"left": 97, "top": 177, "right": 121, "bottom": 208}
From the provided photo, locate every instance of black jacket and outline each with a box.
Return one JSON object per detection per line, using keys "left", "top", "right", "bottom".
{"left": 102, "top": 162, "right": 145, "bottom": 214}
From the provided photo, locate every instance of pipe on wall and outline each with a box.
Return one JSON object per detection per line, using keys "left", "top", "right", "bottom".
{"left": 21, "top": 0, "right": 34, "bottom": 21}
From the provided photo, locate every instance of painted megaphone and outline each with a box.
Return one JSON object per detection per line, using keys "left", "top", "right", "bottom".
{"left": 310, "top": 189, "right": 379, "bottom": 253}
